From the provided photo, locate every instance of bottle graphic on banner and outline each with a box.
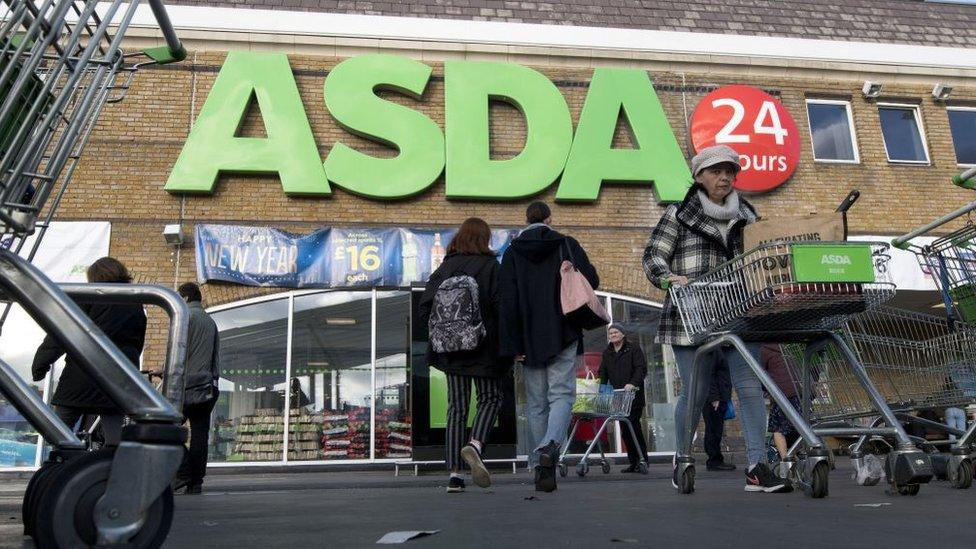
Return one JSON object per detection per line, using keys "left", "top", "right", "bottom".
{"left": 430, "top": 233, "right": 445, "bottom": 271}
{"left": 401, "top": 232, "right": 419, "bottom": 285}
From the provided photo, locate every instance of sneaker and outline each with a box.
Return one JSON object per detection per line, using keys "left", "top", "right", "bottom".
{"left": 446, "top": 476, "right": 465, "bottom": 493}
{"left": 461, "top": 444, "right": 491, "bottom": 488}
{"left": 707, "top": 462, "right": 737, "bottom": 472}
{"left": 744, "top": 463, "right": 791, "bottom": 493}
{"left": 185, "top": 483, "right": 202, "bottom": 495}
{"left": 621, "top": 465, "right": 639, "bottom": 473}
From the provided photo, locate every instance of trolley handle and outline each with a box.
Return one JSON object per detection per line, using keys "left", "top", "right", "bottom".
{"left": 835, "top": 190, "right": 860, "bottom": 213}
{"left": 952, "top": 166, "right": 976, "bottom": 191}
{"left": 140, "top": 0, "right": 186, "bottom": 64}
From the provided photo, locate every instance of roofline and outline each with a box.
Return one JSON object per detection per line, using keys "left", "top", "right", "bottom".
{"left": 120, "top": 3, "right": 976, "bottom": 71}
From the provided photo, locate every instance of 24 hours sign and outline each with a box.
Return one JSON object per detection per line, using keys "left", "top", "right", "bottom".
{"left": 690, "top": 85, "right": 800, "bottom": 193}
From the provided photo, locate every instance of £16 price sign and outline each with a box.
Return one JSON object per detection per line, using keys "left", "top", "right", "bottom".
{"left": 690, "top": 85, "right": 800, "bottom": 193}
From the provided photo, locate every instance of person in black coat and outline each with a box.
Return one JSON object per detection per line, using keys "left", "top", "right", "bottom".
{"left": 418, "top": 217, "right": 510, "bottom": 493}
{"left": 31, "top": 257, "right": 146, "bottom": 447}
{"left": 702, "top": 355, "right": 735, "bottom": 471}
{"left": 598, "top": 323, "right": 648, "bottom": 473}
{"left": 498, "top": 201, "right": 599, "bottom": 493}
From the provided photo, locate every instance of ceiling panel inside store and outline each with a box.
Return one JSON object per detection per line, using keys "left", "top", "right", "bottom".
{"left": 165, "top": 0, "right": 976, "bottom": 49}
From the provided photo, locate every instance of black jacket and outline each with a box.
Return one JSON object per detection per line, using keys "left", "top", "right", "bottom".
{"left": 598, "top": 340, "right": 647, "bottom": 390}
{"left": 707, "top": 356, "right": 733, "bottom": 403}
{"left": 418, "top": 253, "right": 509, "bottom": 378}
{"left": 32, "top": 301, "right": 147, "bottom": 411}
{"left": 498, "top": 225, "right": 599, "bottom": 367}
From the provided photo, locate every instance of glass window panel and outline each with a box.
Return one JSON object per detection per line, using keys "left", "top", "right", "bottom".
{"left": 948, "top": 109, "right": 976, "bottom": 165}
{"left": 0, "top": 305, "right": 47, "bottom": 467}
{"left": 879, "top": 106, "right": 928, "bottom": 162}
{"left": 212, "top": 298, "right": 289, "bottom": 462}
{"left": 289, "top": 291, "right": 373, "bottom": 461}
{"left": 610, "top": 299, "right": 672, "bottom": 453}
{"left": 807, "top": 102, "right": 856, "bottom": 161}
{"left": 375, "top": 291, "right": 411, "bottom": 460}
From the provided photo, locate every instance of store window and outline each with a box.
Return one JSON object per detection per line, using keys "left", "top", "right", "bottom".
{"left": 373, "top": 291, "right": 411, "bottom": 460}
{"left": 948, "top": 107, "right": 976, "bottom": 166}
{"left": 878, "top": 104, "right": 930, "bottom": 164}
{"left": 805, "top": 100, "right": 859, "bottom": 163}
{"left": 211, "top": 298, "right": 289, "bottom": 462}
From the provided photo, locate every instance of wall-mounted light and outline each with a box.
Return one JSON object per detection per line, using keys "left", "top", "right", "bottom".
{"left": 163, "top": 223, "right": 183, "bottom": 246}
{"left": 862, "top": 81, "right": 883, "bottom": 98}
{"left": 932, "top": 83, "right": 953, "bottom": 101}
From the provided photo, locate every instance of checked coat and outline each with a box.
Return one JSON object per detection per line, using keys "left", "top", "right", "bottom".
{"left": 642, "top": 185, "right": 758, "bottom": 345}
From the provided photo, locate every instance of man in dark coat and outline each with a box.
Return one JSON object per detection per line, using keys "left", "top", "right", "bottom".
{"left": 598, "top": 323, "right": 648, "bottom": 473}
{"left": 172, "top": 282, "right": 221, "bottom": 495}
{"left": 702, "top": 356, "right": 735, "bottom": 471}
{"left": 499, "top": 201, "right": 599, "bottom": 492}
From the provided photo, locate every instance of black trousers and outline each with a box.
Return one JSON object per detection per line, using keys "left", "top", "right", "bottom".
{"left": 178, "top": 395, "right": 218, "bottom": 485}
{"left": 702, "top": 400, "right": 728, "bottom": 467}
{"left": 445, "top": 373, "right": 503, "bottom": 471}
{"left": 55, "top": 405, "right": 122, "bottom": 446}
{"left": 623, "top": 395, "right": 648, "bottom": 467}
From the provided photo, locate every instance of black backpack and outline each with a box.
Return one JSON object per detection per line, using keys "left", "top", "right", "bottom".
{"left": 428, "top": 274, "right": 486, "bottom": 353}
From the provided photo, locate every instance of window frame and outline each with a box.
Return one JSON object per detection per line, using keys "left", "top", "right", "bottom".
{"left": 946, "top": 105, "right": 976, "bottom": 168}
{"left": 805, "top": 98, "right": 860, "bottom": 164}
{"left": 877, "top": 102, "right": 931, "bottom": 165}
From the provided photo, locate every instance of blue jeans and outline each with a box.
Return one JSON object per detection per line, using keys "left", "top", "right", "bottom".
{"left": 673, "top": 343, "right": 767, "bottom": 467}
{"left": 523, "top": 342, "right": 578, "bottom": 467}
{"left": 945, "top": 407, "right": 967, "bottom": 442}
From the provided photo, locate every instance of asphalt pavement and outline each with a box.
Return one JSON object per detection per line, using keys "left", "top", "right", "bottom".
{"left": 1, "top": 459, "right": 972, "bottom": 548}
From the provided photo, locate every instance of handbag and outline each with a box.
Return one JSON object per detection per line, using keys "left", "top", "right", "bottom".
{"left": 559, "top": 242, "right": 610, "bottom": 330}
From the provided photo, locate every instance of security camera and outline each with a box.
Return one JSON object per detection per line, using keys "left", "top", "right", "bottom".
{"left": 861, "top": 81, "right": 883, "bottom": 98}
{"left": 163, "top": 223, "right": 183, "bottom": 246}
{"left": 932, "top": 83, "right": 953, "bottom": 101}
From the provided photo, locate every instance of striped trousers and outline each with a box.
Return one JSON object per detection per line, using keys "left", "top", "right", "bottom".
{"left": 446, "top": 373, "right": 504, "bottom": 471}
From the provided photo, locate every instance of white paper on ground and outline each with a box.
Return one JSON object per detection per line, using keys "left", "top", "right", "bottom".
{"left": 376, "top": 530, "right": 441, "bottom": 544}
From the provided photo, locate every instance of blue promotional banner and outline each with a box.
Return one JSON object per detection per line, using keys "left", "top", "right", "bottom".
{"left": 196, "top": 224, "right": 519, "bottom": 288}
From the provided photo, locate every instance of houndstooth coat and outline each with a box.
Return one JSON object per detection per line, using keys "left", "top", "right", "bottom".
{"left": 642, "top": 185, "right": 758, "bottom": 346}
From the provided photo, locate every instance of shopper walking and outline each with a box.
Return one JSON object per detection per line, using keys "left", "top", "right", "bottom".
{"left": 598, "top": 323, "right": 648, "bottom": 473}
{"left": 702, "top": 357, "right": 735, "bottom": 471}
{"left": 643, "top": 144, "right": 789, "bottom": 493}
{"left": 31, "top": 257, "right": 146, "bottom": 447}
{"left": 419, "top": 217, "right": 510, "bottom": 493}
{"left": 172, "top": 282, "right": 221, "bottom": 495}
{"left": 761, "top": 344, "right": 802, "bottom": 459}
{"left": 499, "top": 201, "right": 599, "bottom": 492}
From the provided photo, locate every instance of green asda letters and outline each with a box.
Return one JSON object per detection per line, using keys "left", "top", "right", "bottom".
{"left": 165, "top": 51, "right": 691, "bottom": 203}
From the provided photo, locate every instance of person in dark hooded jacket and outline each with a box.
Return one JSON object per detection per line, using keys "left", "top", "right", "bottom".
{"left": 419, "top": 217, "right": 510, "bottom": 493}
{"left": 499, "top": 201, "right": 599, "bottom": 493}
{"left": 31, "top": 257, "right": 146, "bottom": 447}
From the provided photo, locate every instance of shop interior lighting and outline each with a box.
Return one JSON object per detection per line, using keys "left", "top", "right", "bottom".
{"left": 162, "top": 223, "right": 183, "bottom": 246}
{"left": 325, "top": 318, "right": 357, "bottom": 325}
{"left": 932, "top": 83, "right": 953, "bottom": 101}
{"left": 861, "top": 81, "right": 883, "bottom": 98}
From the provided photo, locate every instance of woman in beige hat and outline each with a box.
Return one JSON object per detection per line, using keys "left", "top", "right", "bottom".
{"left": 642, "top": 144, "right": 790, "bottom": 494}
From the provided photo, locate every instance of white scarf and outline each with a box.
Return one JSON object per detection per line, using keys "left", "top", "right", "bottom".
{"left": 697, "top": 190, "right": 741, "bottom": 244}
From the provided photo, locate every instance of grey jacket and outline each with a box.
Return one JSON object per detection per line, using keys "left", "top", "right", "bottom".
{"left": 183, "top": 301, "right": 220, "bottom": 406}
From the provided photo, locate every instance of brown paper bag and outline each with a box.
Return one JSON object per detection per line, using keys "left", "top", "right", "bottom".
{"left": 742, "top": 213, "right": 847, "bottom": 297}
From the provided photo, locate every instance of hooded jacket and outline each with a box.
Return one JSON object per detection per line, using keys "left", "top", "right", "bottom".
{"left": 498, "top": 224, "right": 599, "bottom": 367}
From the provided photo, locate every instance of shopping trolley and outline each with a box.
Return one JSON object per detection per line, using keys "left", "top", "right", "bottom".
{"left": 557, "top": 388, "right": 647, "bottom": 477}
{"left": 669, "top": 239, "right": 934, "bottom": 498}
{"left": 0, "top": 2, "right": 189, "bottom": 547}
{"left": 839, "top": 307, "right": 976, "bottom": 489}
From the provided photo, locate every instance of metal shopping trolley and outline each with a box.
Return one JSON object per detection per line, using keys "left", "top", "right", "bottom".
{"left": 832, "top": 307, "right": 976, "bottom": 490}
{"left": 669, "top": 239, "right": 934, "bottom": 498}
{"left": 0, "top": 2, "right": 189, "bottom": 546}
{"left": 557, "top": 388, "right": 647, "bottom": 477}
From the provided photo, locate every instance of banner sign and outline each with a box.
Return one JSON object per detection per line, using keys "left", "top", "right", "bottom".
{"left": 196, "top": 224, "right": 519, "bottom": 288}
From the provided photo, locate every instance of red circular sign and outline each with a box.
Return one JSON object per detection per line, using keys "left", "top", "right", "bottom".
{"left": 690, "top": 85, "right": 800, "bottom": 193}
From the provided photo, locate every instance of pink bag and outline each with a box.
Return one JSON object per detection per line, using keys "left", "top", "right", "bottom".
{"left": 559, "top": 243, "right": 610, "bottom": 330}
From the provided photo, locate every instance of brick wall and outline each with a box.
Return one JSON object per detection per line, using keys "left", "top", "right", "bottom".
{"left": 52, "top": 48, "right": 976, "bottom": 370}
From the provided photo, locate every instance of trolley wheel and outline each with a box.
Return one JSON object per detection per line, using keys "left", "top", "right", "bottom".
{"left": 577, "top": 461, "right": 589, "bottom": 477}
{"left": 22, "top": 459, "right": 63, "bottom": 537}
{"left": 32, "top": 449, "right": 174, "bottom": 549}
{"left": 678, "top": 465, "right": 695, "bottom": 494}
{"left": 895, "top": 484, "right": 921, "bottom": 496}
{"left": 805, "top": 461, "right": 829, "bottom": 499}
{"left": 558, "top": 462, "right": 568, "bottom": 478}
{"left": 637, "top": 462, "right": 649, "bottom": 475}
{"left": 951, "top": 459, "right": 974, "bottom": 490}
{"left": 601, "top": 461, "right": 611, "bottom": 474}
